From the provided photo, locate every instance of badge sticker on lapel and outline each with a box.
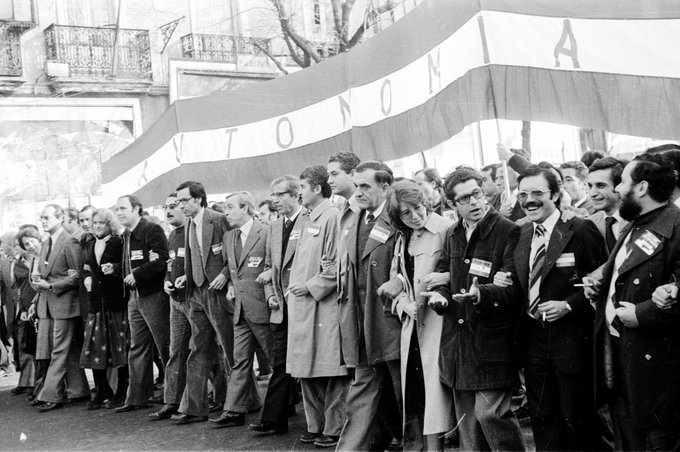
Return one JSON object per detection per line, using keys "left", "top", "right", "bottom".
{"left": 556, "top": 252, "right": 576, "bottom": 267}
{"left": 469, "top": 258, "right": 492, "bottom": 278}
{"left": 307, "top": 226, "right": 320, "bottom": 236}
{"left": 211, "top": 243, "right": 223, "bottom": 255}
{"left": 248, "top": 256, "right": 263, "bottom": 268}
{"left": 369, "top": 225, "right": 390, "bottom": 244}
{"left": 169, "top": 250, "right": 176, "bottom": 259}
{"left": 131, "top": 250, "right": 144, "bottom": 261}
{"left": 635, "top": 230, "right": 661, "bottom": 256}
{"left": 289, "top": 229, "right": 301, "bottom": 241}
{"left": 177, "top": 247, "right": 185, "bottom": 258}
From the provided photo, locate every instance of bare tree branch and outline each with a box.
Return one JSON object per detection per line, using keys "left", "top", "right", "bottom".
{"left": 253, "top": 41, "right": 289, "bottom": 74}
{"left": 269, "top": 0, "right": 323, "bottom": 66}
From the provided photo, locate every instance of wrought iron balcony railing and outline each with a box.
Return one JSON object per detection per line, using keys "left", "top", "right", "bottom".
{"left": 0, "top": 23, "right": 23, "bottom": 76}
{"left": 180, "top": 33, "right": 272, "bottom": 63}
{"left": 44, "top": 24, "right": 151, "bottom": 80}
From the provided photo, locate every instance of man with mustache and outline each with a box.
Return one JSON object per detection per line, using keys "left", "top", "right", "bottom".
{"left": 492, "top": 165, "right": 608, "bottom": 451}
{"left": 593, "top": 153, "right": 680, "bottom": 451}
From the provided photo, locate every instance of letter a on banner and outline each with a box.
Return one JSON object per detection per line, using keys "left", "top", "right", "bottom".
{"left": 554, "top": 19, "right": 580, "bottom": 68}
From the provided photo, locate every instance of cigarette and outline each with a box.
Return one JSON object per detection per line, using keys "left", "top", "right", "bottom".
{"left": 542, "top": 311, "right": 547, "bottom": 322}
{"left": 573, "top": 283, "right": 594, "bottom": 287}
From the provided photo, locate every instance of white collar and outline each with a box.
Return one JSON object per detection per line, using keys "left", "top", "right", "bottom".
{"left": 192, "top": 208, "right": 206, "bottom": 227}
{"left": 366, "top": 200, "right": 386, "bottom": 223}
{"left": 286, "top": 206, "right": 303, "bottom": 223}
{"left": 239, "top": 218, "right": 254, "bottom": 238}
{"left": 533, "top": 208, "right": 560, "bottom": 236}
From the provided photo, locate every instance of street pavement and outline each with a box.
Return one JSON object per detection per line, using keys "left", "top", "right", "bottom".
{"left": 0, "top": 370, "right": 534, "bottom": 450}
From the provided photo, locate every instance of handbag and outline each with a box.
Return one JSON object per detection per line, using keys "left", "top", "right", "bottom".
{"left": 22, "top": 317, "right": 37, "bottom": 355}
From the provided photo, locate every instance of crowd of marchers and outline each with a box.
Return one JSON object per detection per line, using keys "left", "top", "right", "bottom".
{"left": 2, "top": 143, "right": 680, "bottom": 452}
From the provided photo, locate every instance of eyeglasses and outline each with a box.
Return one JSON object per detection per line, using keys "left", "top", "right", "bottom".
{"left": 400, "top": 205, "right": 426, "bottom": 220}
{"left": 517, "top": 189, "right": 552, "bottom": 202}
{"left": 270, "top": 191, "right": 290, "bottom": 199}
{"left": 454, "top": 189, "right": 484, "bottom": 205}
{"left": 162, "top": 203, "right": 178, "bottom": 210}
{"left": 176, "top": 198, "right": 192, "bottom": 205}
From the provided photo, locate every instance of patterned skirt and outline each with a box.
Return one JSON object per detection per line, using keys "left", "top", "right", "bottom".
{"left": 80, "top": 310, "right": 130, "bottom": 369}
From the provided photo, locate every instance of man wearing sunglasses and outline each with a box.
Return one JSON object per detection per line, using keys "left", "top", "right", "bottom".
{"left": 422, "top": 168, "right": 525, "bottom": 451}
{"left": 489, "top": 165, "right": 608, "bottom": 451}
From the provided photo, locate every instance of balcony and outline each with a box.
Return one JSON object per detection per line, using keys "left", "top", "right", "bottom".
{"left": 0, "top": 19, "right": 34, "bottom": 91}
{"left": 44, "top": 24, "right": 152, "bottom": 93}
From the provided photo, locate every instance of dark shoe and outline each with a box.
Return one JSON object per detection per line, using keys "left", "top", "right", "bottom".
{"left": 27, "top": 393, "right": 37, "bottom": 402}
{"left": 115, "top": 404, "right": 150, "bottom": 413}
{"left": 39, "top": 402, "right": 63, "bottom": 412}
{"left": 86, "top": 400, "right": 103, "bottom": 410}
{"left": 248, "top": 420, "right": 287, "bottom": 434}
{"left": 386, "top": 438, "right": 404, "bottom": 451}
{"left": 148, "top": 394, "right": 164, "bottom": 404}
{"left": 209, "top": 411, "right": 244, "bottom": 428}
{"left": 208, "top": 401, "right": 223, "bottom": 413}
{"left": 256, "top": 372, "right": 272, "bottom": 381}
{"left": 67, "top": 395, "right": 91, "bottom": 404}
{"left": 314, "top": 435, "right": 339, "bottom": 448}
{"left": 104, "top": 398, "right": 124, "bottom": 410}
{"left": 300, "top": 431, "right": 321, "bottom": 443}
{"left": 173, "top": 414, "right": 208, "bottom": 425}
{"left": 11, "top": 386, "right": 31, "bottom": 395}
{"left": 29, "top": 399, "right": 45, "bottom": 407}
{"left": 149, "top": 404, "right": 179, "bottom": 420}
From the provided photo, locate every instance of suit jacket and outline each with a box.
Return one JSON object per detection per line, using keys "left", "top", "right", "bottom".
{"left": 37, "top": 229, "right": 82, "bottom": 320}
{"left": 0, "top": 257, "right": 16, "bottom": 335}
{"left": 184, "top": 208, "right": 231, "bottom": 294}
{"left": 434, "top": 208, "right": 522, "bottom": 390}
{"left": 123, "top": 217, "right": 169, "bottom": 297}
{"left": 81, "top": 234, "right": 125, "bottom": 312}
{"left": 514, "top": 216, "right": 605, "bottom": 372}
{"left": 594, "top": 203, "right": 680, "bottom": 428}
{"left": 166, "top": 225, "right": 187, "bottom": 303}
{"left": 339, "top": 208, "right": 401, "bottom": 367}
{"left": 223, "top": 219, "right": 274, "bottom": 324}
{"left": 267, "top": 211, "right": 307, "bottom": 307}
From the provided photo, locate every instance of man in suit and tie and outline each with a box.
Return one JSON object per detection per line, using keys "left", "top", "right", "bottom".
{"left": 594, "top": 153, "right": 680, "bottom": 451}
{"left": 492, "top": 166, "right": 608, "bottom": 451}
{"left": 249, "top": 175, "right": 305, "bottom": 435}
{"left": 585, "top": 157, "right": 628, "bottom": 256}
{"left": 337, "top": 161, "right": 403, "bottom": 451}
{"left": 32, "top": 204, "right": 90, "bottom": 411}
{"left": 211, "top": 191, "right": 274, "bottom": 428}
{"left": 560, "top": 161, "right": 596, "bottom": 214}
{"left": 114, "top": 195, "right": 170, "bottom": 413}
{"left": 170, "top": 181, "right": 232, "bottom": 424}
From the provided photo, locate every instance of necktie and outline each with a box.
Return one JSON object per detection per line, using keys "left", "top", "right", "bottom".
{"left": 604, "top": 216, "right": 617, "bottom": 252}
{"left": 44, "top": 236, "right": 53, "bottom": 262}
{"left": 190, "top": 220, "right": 205, "bottom": 286}
{"left": 366, "top": 212, "right": 376, "bottom": 225}
{"left": 528, "top": 224, "right": 546, "bottom": 319}
{"left": 235, "top": 229, "right": 243, "bottom": 261}
{"left": 285, "top": 219, "right": 293, "bottom": 231}
{"left": 123, "top": 231, "right": 132, "bottom": 277}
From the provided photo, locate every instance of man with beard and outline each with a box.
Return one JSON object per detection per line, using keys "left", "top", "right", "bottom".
{"left": 492, "top": 166, "right": 607, "bottom": 451}
{"left": 593, "top": 153, "right": 680, "bottom": 451}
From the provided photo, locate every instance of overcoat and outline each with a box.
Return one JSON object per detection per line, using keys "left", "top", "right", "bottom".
{"left": 339, "top": 208, "right": 401, "bottom": 367}
{"left": 594, "top": 203, "right": 680, "bottom": 428}
{"left": 287, "top": 200, "right": 348, "bottom": 378}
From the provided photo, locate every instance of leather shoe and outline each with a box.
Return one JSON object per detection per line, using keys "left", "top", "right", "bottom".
{"left": 300, "top": 431, "right": 321, "bottom": 443}
{"left": 173, "top": 414, "right": 208, "bottom": 425}
{"left": 208, "top": 401, "right": 223, "bottom": 413}
{"left": 209, "top": 411, "right": 244, "bottom": 428}
{"left": 314, "top": 435, "right": 339, "bottom": 448}
{"left": 29, "top": 399, "right": 45, "bottom": 407}
{"left": 39, "top": 402, "right": 63, "bottom": 412}
{"left": 11, "top": 386, "right": 32, "bottom": 395}
{"left": 148, "top": 394, "right": 164, "bottom": 404}
{"left": 149, "top": 404, "right": 178, "bottom": 420}
{"left": 248, "top": 420, "right": 287, "bottom": 434}
{"left": 115, "top": 404, "right": 150, "bottom": 413}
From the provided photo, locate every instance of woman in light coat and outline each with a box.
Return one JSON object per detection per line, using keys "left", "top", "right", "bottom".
{"left": 384, "top": 179, "right": 453, "bottom": 451}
